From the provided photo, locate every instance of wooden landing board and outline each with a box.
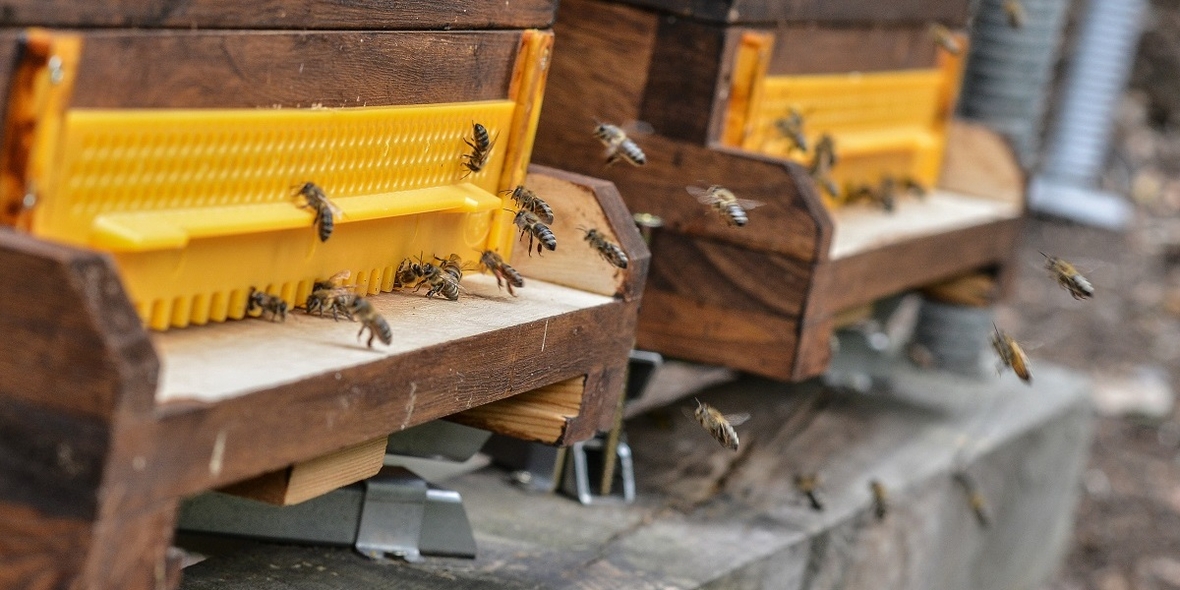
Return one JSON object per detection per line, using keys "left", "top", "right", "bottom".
{"left": 153, "top": 275, "right": 614, "bottom": 404}
{"left": 830, "top": 190, "right": 1022, "bottom": 260}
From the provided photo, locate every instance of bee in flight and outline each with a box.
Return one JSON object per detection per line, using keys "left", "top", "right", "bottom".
{"left": 504, "top": 185, "right": 554, "bottom": 224}
{"left": 869, "top": 480, "right": 888, "bottom": 521}
{"left": 991, "top": 324, "right": 1031, "bottom": 384}
{"left": 1041, "top": 252, "right": 1093, "bottom": 300}
{"left": 809, "top": 134, "right": 840, "bottom": 199}
{"left": 954, "top": 472, "right": 991, "bottom": 528}
{"left": 686, "top": 185, "right": 765, "bottom": 228}
{"left": 247, "top": 287, "right": 288, "bottom": 322}
{"left": 593, "top": 121, "right": 647, "bottom": 167}
{"left": 348, "top": 297, "right": 391, "bottom": 348}
{"left": 461, "top": 122, "right": 496, "bottom": 178}
{"left": 304, "top": 270, "right": 356, "bottom": 321}
{"left": 296, "top": 182, "right": 342, "bottom": 242}
{"left": 928, "top": 23, "right": 963, "bottom": 56}
{"left": 692, "top": 399, "right": 749, "bottom": 451}
{"left": 1003, "top": 0, "right": 1026, "bottom": 29}
{"left": 795, "top": 473, "right": 824, "bottom": 511}
{"left": 580, "top": 227, "right": 628, "bottom": 269}
{"left": 480, "top": 250, "right": 524, "bottom": 296}
{"left": 511, "top": 209, "right": 557, "bottom": 256}
{"left": 774, "top": 107, "right": 808, "bottom": 154}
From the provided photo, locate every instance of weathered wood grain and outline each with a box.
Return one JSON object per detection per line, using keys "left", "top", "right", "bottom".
{"left": 768, "top": 25, "right": 939, "bottom": 75}
{"left": 68, "top": 30, "right": 521, "bottom": 109}
{"left": 600, "top": 0, "right": 972, "bottom": 26}
{"left": 0, "top": 0, "right": 558, "bottom": 30}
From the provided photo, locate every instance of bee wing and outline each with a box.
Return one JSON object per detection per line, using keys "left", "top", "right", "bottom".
{"left": 325, "top": 270, "right": 351, "bottom": 287}
{"left": 327, "top": 200, "right": 344, "bottom": 218}
{"left": 736, "top": 198, "right": 766, "bottom": 210}
{"left": 623, "top": 120, "right": 655, "bottom": 137}
{"left": 686, "top": 185, "right": 717, "bottom": 203}
{"left": 724, "top": 412, "right": 751, "bottom": 427}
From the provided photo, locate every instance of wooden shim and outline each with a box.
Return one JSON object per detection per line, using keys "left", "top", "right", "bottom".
{"left": 0, "top": 0, "right": 558, "bottom": 30}
{"left": 451, "top": 376, "right": 587, "bottom": 444}
{"left": 599, "top": 0, "right": 972, "bottom": 25}
{"left": 219, "top": 436, "right": 387, "bottom": 506}
{"left": 920, "top": 272, "right": 1000, "bottom": 308}
{"left": 938, "top": 120, "right": 1027, "bottom": 204}
{"left": 67, "top": 30, "right": 522, "bottom": 109}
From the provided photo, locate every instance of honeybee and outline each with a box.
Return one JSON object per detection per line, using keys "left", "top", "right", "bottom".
{"left": 877, "top": 176, "right": 897, "bottom": 213}
{"left": 774, "top": 107, "right": 808, "bottom": 154}
{"left": 1003, "top": 0, "right": 1026, "bottom": 29}
{"left": 348, "top": 297, "right": 391, "bottom": 348}
{"left": 247, "top": 287, "right": 288, "bottom": 322}
{"left": 296, "top": 182, "right": 343, "bottom": 242}
{"left": 304, "top": 270, "right": 356, "bottom": 321}
{"left": 504, "top": 185, "right": 555, "bottom": 224}
{"left": 480, "top": 250, "right": 524, "bottom": 295}
{"left": 435, "top": 253, "right": 465, "bottom": 281}
{"left": 394, "top": 257, "right": 422, "bottom": 290}
{"left": 899, "top": 176, "right": 929, "bottom": 198}
{"left": 1041, "top": 252, "right": 1093, "bottom": 300}
{"left": 593, "top": 122, "right": 647, "bottom": 167}
{"left": 414, "top": 261, "right": 464, "bottom": 301}
{"left": 461, "top": 122, "right": 496, "bottom": 178}
{"left": 795, "top": 473, "right": 824, "bottom": 511}
{"left": 928, "top": 23, "right": 963, "bottom": 56}
{"left": 580, "top": 227, "right": 628, "bottom": 269}
{"left": 692, "top": 399, "right": 749, "bottom": 451}
{"left": 809, "top": 134, "right": 840, "bottom": 199}
{"left": 991, "top": 324, "right": 1032, "bottom": 383}
{"left": 954, "top": 473, "right": 991, "bottom": 528}
{"left": 870, "top": 480, "right": 888, "bottom": 521}
{"left": 512, "top": 209, "right": 557, "bottom": 255}
{"left": 686, "top": 185, "right": 765, "bottom": 228}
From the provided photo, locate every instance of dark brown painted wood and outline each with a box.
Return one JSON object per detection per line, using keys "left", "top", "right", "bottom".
{"left": 600, "top": 0, "right": 972, "bottom": 26}
{"left": 0, "top": 0, "right": 558, "bottom": 30}
{"left": 767, "top": 25, "right": 939, "bottom": 75}
{"left": 69, "top": 30, "right": 522, "bottom": 109}
{"left": 639, "top": 17, "right": 728, "bottom": 144}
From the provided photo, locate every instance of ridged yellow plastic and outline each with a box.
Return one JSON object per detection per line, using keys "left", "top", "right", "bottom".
{"left": 741, "top": 70, "right": 948, "bottom": 200}
{"left": 30, "top": 101, "right": 518, "bottom": 329}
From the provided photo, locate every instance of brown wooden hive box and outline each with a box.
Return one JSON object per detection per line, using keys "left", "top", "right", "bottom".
{"left": 533, "top": 0, "right": 1024, "bottom": 382}
{"left": 0, "top": 3, "right": 651, "bottom": 589}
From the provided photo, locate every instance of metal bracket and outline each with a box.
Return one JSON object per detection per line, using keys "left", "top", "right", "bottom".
{"left": 561, "top": 434, "right": 636, "bottom": 505}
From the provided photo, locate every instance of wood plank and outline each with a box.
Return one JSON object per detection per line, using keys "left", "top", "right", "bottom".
{"left": 68, "top": 30, "right": 522, "bottom": 109}
{"left": 636, "top": 289, "right": 800, "bottom": 381}
{"left": 768, "top": 25, "right": 939, "bottom": 75}
{"left": 920, "top": 272, "right": 1000, "bottom": 308}
{"left": 451, "top": 376, "right": 587, "bottom": 443}
{"left": 0, "top": 0, "right": 558, "bottom": 30}
{"left": 601, "top": 0, "right": 972, "bottom": 26}
{"left": 830, "top": 189, "right": 1022, "bottom": 260}
{"left": 638, "top": 17, "right": 728, "bottom": 144}
{"left": 938, "top": 120, "right": 1027, "bottom": 204}
{"left": 219, "top": 436, "right": 387, "bottom": 506}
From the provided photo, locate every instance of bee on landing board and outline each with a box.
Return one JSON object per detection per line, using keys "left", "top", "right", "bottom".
{"left": 795, "top": 473, "right": 825, "bottom": 511}
{"left": 435, "top": 253, "right": 465, "bottom": 282}
{"left": 686, "top": 185, "right": 765, "bottom": 228}
{"left": 511, "top": 209, "right": 557, "bottom": 256}
{"left": 1003, "top": 0, "right": 1026, "bottom": 29}
{"left": 954, "top": 473, "right": 992, "bottom": 528}
{"left": 415, "top": 260, "right": 465, "bottom": 301}
{"left": 1041, "top": 252, "right": 1093, "bottom": 300}
{"left": 247, "top": 287, "right": 288, "bottom": 322}
{"left": 580, "top": 227, "right": 628, "bottom": 269}
{"left": 928, "top": 23, "right": 963, "bottom": 56}
{"left": 394, "top": 258, "right": 422, "bottom": 290}
{"left": 870, "top": 480, "right": 888, "bottom": 521}
{"left": 593, "top": 121, "right": 647, "bottom": 167}
{"left": 809, "top": 134, "right": 840, "bottom": 199}
{"left": 991, "top": 324, "right": 1032, "bottom": 384}
{"left": 774, "top": 107, "right": 808, "bottom": 154}
{"left": 304, "top": 270, "right": 356, "bottom": 321}
{"left": 461, "top": 122, "right": 496, "bottom": 178}
{"left": 692, "top": 399, "right": 749, "bottom": 452}
{"left": 504, "top": 185, "right": 555, "bottom": 224}
{"left": 296, "top": 182, "right": 342, "bottom": 242}
{"left": 480, "top": 250, "right": 524, "bottom": 295}
{"left": 348, "top": 297, "right": 391, "bottom": 348}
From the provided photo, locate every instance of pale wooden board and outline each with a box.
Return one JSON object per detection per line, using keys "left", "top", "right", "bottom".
{"left": 829, "top": 190, "right": 1021, "bottom": 260}
{"left": 153, "top": 275, "right": 613, "bottom": 404}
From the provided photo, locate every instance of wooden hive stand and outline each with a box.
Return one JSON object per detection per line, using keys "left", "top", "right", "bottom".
{"left": 0, "top": 1, "right": 650, "bottom": 588}
{"left": 534, "top": 0, "right": 1025, "bottom": 382}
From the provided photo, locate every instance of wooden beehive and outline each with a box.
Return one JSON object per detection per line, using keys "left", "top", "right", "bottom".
{"left": 0, "top": 3, "right": 650, "bottom": 589}
{"left": 534, "top": 0, "right": 1024, "bottom": 381}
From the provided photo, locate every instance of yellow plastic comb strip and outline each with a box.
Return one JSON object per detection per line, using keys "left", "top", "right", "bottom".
{"left": 36, "top": 101, "right": 515, "bottom": 246}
